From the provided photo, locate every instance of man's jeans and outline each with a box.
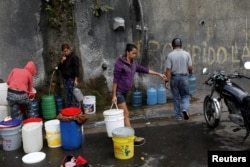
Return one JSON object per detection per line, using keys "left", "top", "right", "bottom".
{"left": 170, "top": 75, "right": 190, "bottom": 119}
{"left": 7, "top": 90, "right": 32, "bottom": 120}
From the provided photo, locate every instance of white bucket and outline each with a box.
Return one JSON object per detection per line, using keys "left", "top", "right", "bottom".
{"left": 103, "top": 106, "right": 124, "bottom": 137}
{"left": 22, "top": 122, "right": 43, "bottom": 153}
{"left": 44, "top": 119, "right": 61, "bottom": 148}
{"left": 83, "top": 96, "right": 96, "bottom": 114}
{"left": 0, "top": 124, "right": 22, "bottom": 151}
{"left": 0, "top": 105, "right": 9, "bottom": 121}
{"left": 0, "top": 83, "right": 8, "bottom": 105}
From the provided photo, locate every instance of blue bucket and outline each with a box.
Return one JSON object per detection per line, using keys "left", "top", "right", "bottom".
{"left": 60, "top": 121, "right": 82, "bottom": 150}
{"left": 60, "top": 108, "right": 83, "bottom": 150}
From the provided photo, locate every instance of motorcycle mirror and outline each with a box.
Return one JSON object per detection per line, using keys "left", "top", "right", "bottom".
{"left": 244, "top": 62, "right": 250, "bottom": 70}
{"left": 202, "top": 68, "right": 209, "bottom": 75}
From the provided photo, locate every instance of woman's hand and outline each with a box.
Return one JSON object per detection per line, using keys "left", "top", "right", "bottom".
{"left": 112, "top": 96, "right": 117, "bottom": 104}
{"left": 159, "top": 73, "right": 167, "bottom": 80}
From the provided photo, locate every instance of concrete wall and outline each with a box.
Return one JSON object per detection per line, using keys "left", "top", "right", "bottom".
{"left": 1, "top": 0, "right": 250, "bottom": 103}
{"left": 75, "top": 0, "right": 250, "bottom": 96}
{"left": 0, "top": 0, "right": 45, "bottom": 86}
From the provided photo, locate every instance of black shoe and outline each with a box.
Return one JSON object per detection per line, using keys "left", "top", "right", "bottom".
{"left": 182, "top": 111, "right": 189, "bottom": 120}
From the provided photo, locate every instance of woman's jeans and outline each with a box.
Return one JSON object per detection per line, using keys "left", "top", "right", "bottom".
{"left": 170, "top": 74, "right": 190, "bottom": 119}
{"left": 63, "top": 78, "right": 80, "bottom": 108}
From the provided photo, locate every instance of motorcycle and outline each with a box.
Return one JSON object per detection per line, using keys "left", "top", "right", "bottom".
{"left": 202, "top": 62, "right": 250, "bottom": 141}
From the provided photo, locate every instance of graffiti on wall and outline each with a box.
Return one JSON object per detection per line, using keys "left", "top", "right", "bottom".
{"left": 136, "top": 40, "right": 250, "bottom": 69}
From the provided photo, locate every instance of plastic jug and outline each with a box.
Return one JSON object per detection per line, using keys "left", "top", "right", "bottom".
{"left": 30, "top": 99, "right": 40, "bottom": 117}
{"left": 147, "top": 85, "right": 157, "bottom": 105}
{"left": 157, "top": 84, "right": 167, "bottom": 104}
{"left": 188, "top": 74, "right": 197, "bottom": 95}
{"left": 22, "top": 118, "right": 43, "bottom": 153}
{"left": 73, "top": 87, "right": 84, "bottom": 102}
{"left": 55, "top": 95, "right": 64, "bottom": 114}
{"left": 131, "top": 88, "right": 142, "bottom": 107}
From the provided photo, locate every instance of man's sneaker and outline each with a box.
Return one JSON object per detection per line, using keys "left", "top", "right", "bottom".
{"left": 182, "top": 110, "right": 189, "bottom": 120}
{"left": 175, "top": 117, "right": 182, "bottom": 121}
{"left": 134, "top": 136, "right": 145, "bottom": 146}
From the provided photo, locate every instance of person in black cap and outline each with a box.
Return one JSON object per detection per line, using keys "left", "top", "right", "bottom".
{"left": 165, "top": 38, "right": 193, "bottom": 120}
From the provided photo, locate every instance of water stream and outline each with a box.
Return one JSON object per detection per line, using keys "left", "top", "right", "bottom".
{"left": 48, "top": 69, "right": 56, "bottom": 95}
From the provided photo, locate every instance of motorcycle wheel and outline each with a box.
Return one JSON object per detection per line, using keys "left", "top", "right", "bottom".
{"left": 203, "top": 95, "right": 220, "bottom": 129}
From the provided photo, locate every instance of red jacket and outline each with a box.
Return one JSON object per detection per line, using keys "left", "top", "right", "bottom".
{"left": 6, "top": 61, "right": 37, "bottom": 93}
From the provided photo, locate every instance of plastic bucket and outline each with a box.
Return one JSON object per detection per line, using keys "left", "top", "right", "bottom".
{"left": 44, "top": 119, "right": 61, "bottom": 148}
{"left": 0, "top": 105, "right": 9, "bottom": 121}
{"left": 0, "top": 83, "right": 8, "bottom": 105}
{"left": 103, "top": 107, "right": 124, "bottom": 137}
{"left": 41, "top": 95, "right": 57, "bottom": 120}
{"left": 60, "top": 121, "right": 82, "bottom": 150}
{"left": 83, "top": 96, "right": 96, "bottom": 114}
{"left": 112, "top": 127, "right": 135, "bottom": 160}
{"left": 22, "top": 121, "right": 43, "bottom": 153}
{"left": 0, "top": 124, "right": 22, "bottom": 151}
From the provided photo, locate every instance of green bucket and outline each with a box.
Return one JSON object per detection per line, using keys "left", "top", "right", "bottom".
{"left": 41, "top": 95, "right": 57, "bottom": 120}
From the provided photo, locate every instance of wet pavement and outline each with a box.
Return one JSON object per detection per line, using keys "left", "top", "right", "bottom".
{"left": 0, "top": 98, "right": 250, "bottom": 167}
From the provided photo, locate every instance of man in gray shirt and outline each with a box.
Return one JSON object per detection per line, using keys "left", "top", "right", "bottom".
{"left": 165, "top": 38, "right": 193, "bottom": 120}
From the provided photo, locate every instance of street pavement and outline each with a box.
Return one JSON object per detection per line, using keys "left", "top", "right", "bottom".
{"left": 0, "top": 96, "right": 250, "bottom": 167}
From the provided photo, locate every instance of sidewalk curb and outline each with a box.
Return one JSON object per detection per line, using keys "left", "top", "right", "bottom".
{"left": 84, "top": 96, "right": 204, "bottom": 130}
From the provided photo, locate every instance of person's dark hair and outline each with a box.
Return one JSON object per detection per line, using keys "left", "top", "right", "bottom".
{"left": 172, "top": 38, "right": 182, "bottom": 47}
{"left": 125, "top": 43, "right": 137, "bottom": 53}
{"left": 61, "top": 44, "right": 70, "bottom": 51}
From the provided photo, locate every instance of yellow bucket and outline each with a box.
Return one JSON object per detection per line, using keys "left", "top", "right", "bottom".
{"left": 46, "top": 131, "right": 61, "bottom": 148}
{"left": 44, "top": 119, "right": 61, "bottom": 148}
{"left": 112, "top": 127, "right": 135, "bottom": 160}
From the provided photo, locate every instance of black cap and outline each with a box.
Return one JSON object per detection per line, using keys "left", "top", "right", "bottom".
{"left": 172, "top": 38, "right": 182, "bottom": 47}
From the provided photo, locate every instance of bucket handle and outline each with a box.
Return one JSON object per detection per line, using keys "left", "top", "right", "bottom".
{"left": 110, "top": 103, "right": 119, "bottom": 110}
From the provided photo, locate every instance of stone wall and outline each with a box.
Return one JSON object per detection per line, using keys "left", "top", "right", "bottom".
{"left": 0, "top": 0, "right": 45, "bottom": 86}
{"left": 1, "top": 0, "right": 250, "bottom": 110}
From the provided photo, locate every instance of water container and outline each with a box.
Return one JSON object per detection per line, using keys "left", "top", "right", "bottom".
{"left": 0, "top": 83, "right": 8, "bottom": 105}
{"left": 0, "top": 119, "right": 22, "bottom": 151}
{"left": 22, "top": 118, "right": 43, "bottom": 153}
{"left": 147, "top": 85, "right": 157, "bottom": 105}
{"left": 103, "top": 104, "right": 124, "bottom": 137}
{"left": 41, "top": 95, "right": 57, "bottom": 120}
{"left": 73, "top": 87, "right": 84, "bottom": 102}
{"left": 30, "top": 99, "right": 40, "bottom": 117}
{"left": 83, "top": 96, "right": 96, "bottom": 114}
{"left": 188, "top": 74, "right": 197, "bottom": 95}
{"left": 157, "top": 84, "right": 167, "bottom": 104}
{"left": 112, "top": 127, "right": 135, "bottom": 160}
{"left": 44, "top": 119, "right": 61, "bottom": 148}
{"left": 131, "top": 88, "right": 142, "bottom": 107}
{"left": 60, "top": 108, "right": 83, "bottom": 150}
{"left": 0, "top": 105, "right": 9, "bottom": 121}
{"left": 55, "top": 96, "right": 64, "bottom": 114}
